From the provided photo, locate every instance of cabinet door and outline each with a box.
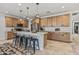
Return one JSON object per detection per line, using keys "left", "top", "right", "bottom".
{"left": 22, "top": 20, "right": 28, "bottom": 27}
{"left": 47, "top": 17, "right": 52, "bottom": 26}
{"left": 62, "top": 14, "right": 69, "bottom": 27}
{"left": 44, "top": 18, "right": 48, "bottom": 27}
{"left": 62, "top": 32, "right": 70, "bottom": 42}
{"left": 35, "top": 18, "right": 39, "bottom": 23}
{"left": 7, "top": 32, "right": 14, "bottom": 40}
{"left": 59, "top": 32, "right": 70, "bottom": 42}
{"left": 55, "top": 32, "right": 60, "bottom": 40}
{"left": 13, "top": 18, "right": 19, "bottom": 27}
{"left": 56, "top": 16, "right": 63, "bottom": 27}
{"left": 43, "top": 18, "right": 47, "bottom": 27}
{"left": 40, "top": 18, "right": 47, "bottom": 27}
{"left": 44, "top": 34, "right": 48, "bottom": 47}
{"left": 51, "top": 16, "right": 56, "bottom": 27}
{"left": 47, "top": 32, "right": 52, "bottom": 40}
{"left": 32, "top": 18, "right": 39, "bottom": 24}
{"left": 25, "top": 20, "right": 28, "bottom": 27}
{"left": 40, "top": 19, "right": 44, "bottom": 27}
{"left": 51, "top": 32, "right": 56, "bottom": 40}
{"left": 5, "top": 17, "right": 13, "bottom": 27}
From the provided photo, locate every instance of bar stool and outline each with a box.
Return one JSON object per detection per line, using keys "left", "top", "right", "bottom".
{"left": 24, "top": 35, "right": 31, "bottom": 49}
{"left": 13, "top": 33, "right": 20, "bottom": 47}
{"left": 19, "top": 35, "right": 25, "bottom": 48}
{"left": 30, "top": 37, "right": 39, "bottom": 54}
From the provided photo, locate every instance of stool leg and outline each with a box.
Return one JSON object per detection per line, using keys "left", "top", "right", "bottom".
{"left": 37, "top": 39, "right": 39, "bottom": 50}
{"left": 25, "top": 39, "right": 28, "bottom": 49}
{"left": 15, "top": 37, "right": 18, "bottom": 46}
{"left": 12, "top": 38, "right": 16, "bottom": 47}
{"left": 19, "top": 37, "right": 22, "bottom": 48}
{"left": 33, "top": 40, "right": 35, "bottom": 54}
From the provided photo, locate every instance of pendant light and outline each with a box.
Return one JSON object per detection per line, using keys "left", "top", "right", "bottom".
{"left": 26, "top": 7, "right": 30, "bottom": 20}
{"left": 35, "top": 3, "right": 40, "bottom": 18}
{"left": 19, "top": 9, "right": 23, "bottom": 21}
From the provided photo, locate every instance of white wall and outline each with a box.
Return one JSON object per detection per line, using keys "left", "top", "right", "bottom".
{"left": 0, "top": 15, "right": 6, "bottom": 41}
{"left": 72, "top": 13, "right": 79, "bottom": 34}
{"left": 72, "top": 14, "right": 79, "bottom": 21}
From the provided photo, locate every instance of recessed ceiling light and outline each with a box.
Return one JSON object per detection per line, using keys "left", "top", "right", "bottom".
{"left": 26, "top": 17, "right": 30, "bottom": 20}
{"left": 18, "top": 3, "right": 22, "bottom": 6}
{"left": 5, "top": 11, "right": 8, "bottom": 13}
{"left": 47, "top": 11, "right": 51, "bottom": 14}
{"left": 62, "top": 6, "right": 65, "bottom": 8}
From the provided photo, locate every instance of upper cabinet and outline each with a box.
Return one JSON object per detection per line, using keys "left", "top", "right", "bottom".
{"left": 62, "top": 14, "right": 70, "bottom": 27}
{"left": 32, "top": 18, "right": 40, "bottom": 24}
{"left": 40, "top": 18, "right": 48, "bottom": 27}
{"left": 20, "top": 19, "right": 28, "bottom": 27}
{"left": 51, "top": 16, "right": 57, "bottom": 27}
{"left": 56, "top": 16, "right": 63, "bottom": 27}
{"left": 47, "top": 17, "right": 52, "bottom": 26}
{"left": 5, "top": 16, "right": 28, "bottom": 27}
{"left": 40, "top": 14, "right": 70, "bottom": 27}
{"left": 12, "top": 18, "right": 19, "bottom": 27}
{"left": 5, "top": 16, "right": 14, "bottom": 27}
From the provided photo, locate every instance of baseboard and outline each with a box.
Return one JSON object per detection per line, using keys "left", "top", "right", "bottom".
{"left": 48, "top": 39, "right": 72, "bottom": 43}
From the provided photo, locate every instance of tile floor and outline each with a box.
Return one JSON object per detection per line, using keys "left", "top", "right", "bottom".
{"left": 0, "top": 35, "right": 79, "bottom": 55}
{"left": 35, "top": 40, "right": 74, "bottom": 55}
{"left": 35, "top": 35, "right": 79, "bottom": 55}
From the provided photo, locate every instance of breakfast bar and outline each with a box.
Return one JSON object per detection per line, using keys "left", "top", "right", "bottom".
{"left": 14, "top": 31, "right": 47, "bottom": 50}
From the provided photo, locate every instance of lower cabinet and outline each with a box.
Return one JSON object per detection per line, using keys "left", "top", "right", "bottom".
{"left": 59, "top": 32, "right": 70, "bottom": 42}
{"left": 7, "top": 32, "right": 15, "bottom": 40}
{"left": 47, "top": 32, "right": 71, "bottom": 43}
{"left": 44, "top": 34, "right": 48, "bottom": 48}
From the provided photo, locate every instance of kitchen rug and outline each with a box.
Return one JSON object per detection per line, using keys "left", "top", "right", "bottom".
{"left": 0, "top": 43, "right": 33, "bottom": 55}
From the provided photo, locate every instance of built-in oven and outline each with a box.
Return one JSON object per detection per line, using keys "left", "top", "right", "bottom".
{"left": 73, "top": 21, "right": 79, "bottom": 34}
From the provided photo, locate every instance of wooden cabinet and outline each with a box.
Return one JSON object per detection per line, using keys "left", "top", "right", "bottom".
{"left": 47, "top": 32, "right": 52, "bottom": 40}
{"left": 47, "top": 17, "right": 52, "bottom": 26}
{"left": 44, "top": 33, "right": 48, "bottom": 47}
{"left": 40, "top": 14, "right": 70, "bottom": 27}
{"left": 51, "top": 16, "right": 57, "bottom": 26}
{"left": 5, "top": 16, "right": 28, "bottom": 27}
{"left": 7, "top": 32, "right": 15, "bottom": 40}
{"left": 56, "top": 16, "right": 63, "bottom": 26}
{"left": 5, "top": 16, "right": 13, "bottom": 27}
{"left": 32, "top": 18, "right": 40, "bottom": 24}
{"left": 62, "top": 14, "right": 69, "bottom": 27}
{"left": 47, "top": 32, "right": 71, "bottom": 43}
{"left": 40, "top": 19, "right": 44, "bottom": 26}
{"left": 12, "top": 18, "right": 19, "bottom": 27}
{"left": 40, "top": 18, "right": 47, "bottom": 27}
{"left": 52, "top": 14, "right": 69, "bottom": 27}
{"left": 20, "top": 20, "right": 28, "bottom": 27}
{"left": 59, "top": 32, "right": 70, "bottom": 42}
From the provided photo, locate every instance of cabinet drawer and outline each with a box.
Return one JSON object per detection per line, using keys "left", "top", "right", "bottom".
{"left": 59, "top": 33, "right": 70, "bottom": 41}
{"left": 7, "top": 32, "right": 15, "bottom": 40}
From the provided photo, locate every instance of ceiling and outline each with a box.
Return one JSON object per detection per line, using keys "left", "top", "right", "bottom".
{"left": 0, "top": 3, "right": 79, "bottom": 19}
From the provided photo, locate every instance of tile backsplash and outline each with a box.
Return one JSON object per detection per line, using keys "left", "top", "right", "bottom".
{"left": 44, "top": 27, "right": 72, "bottom": 32}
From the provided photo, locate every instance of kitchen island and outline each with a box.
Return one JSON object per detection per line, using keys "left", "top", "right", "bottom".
{"left": 14, "top": 31, "right": 48, "bottom": 50}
